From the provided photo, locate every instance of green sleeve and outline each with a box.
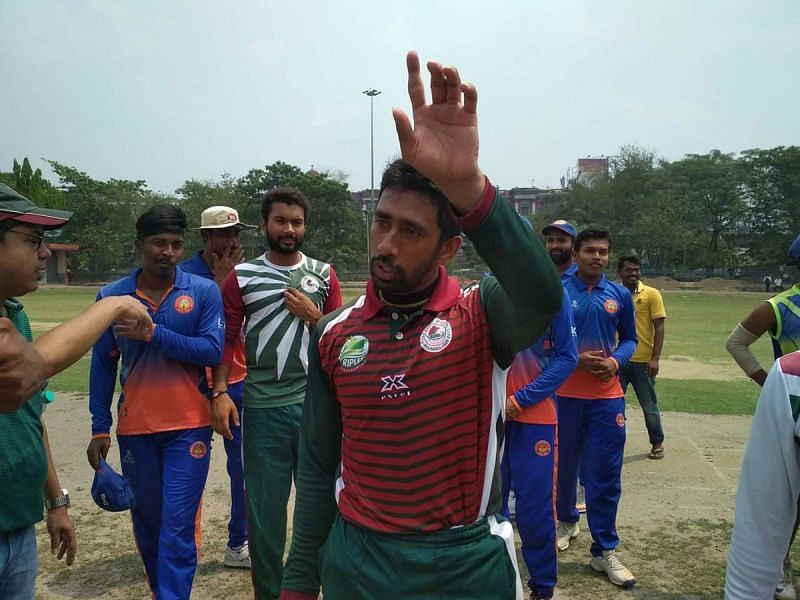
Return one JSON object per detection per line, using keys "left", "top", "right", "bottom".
{"left": 281, "top": 317, "right": 342, "bottom": 596}
{"left": 469, "top": 191, "right": 562, "bottom": 368}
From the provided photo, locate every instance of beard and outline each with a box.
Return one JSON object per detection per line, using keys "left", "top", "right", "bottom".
{"left": 549, "top": 248, "right": 572, "bottom": 265}
{"left": 267, "top": 232, "right": 304, "bottom": 255}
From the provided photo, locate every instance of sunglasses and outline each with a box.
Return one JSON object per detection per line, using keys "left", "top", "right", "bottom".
{"left": 8, "top": 229, "right": 47, "bottom": 250}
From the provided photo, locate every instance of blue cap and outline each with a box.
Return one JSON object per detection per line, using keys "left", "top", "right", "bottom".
{"left": 541, "top": 219, "right": 577, "bottom": 239}
{"left": 788, "top": 234, "right": 800, "bottom": 265}
{"left": 91, "top": 458, "right": 135, "bottom": 512}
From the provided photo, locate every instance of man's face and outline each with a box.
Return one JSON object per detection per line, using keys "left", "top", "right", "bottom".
{"left": 136, "top": 232, "right": 185, "bottom": 279}
{"left": 263, "top": 202, "right": 305, "bottom": 255}
{"left": 574, "top": 237, "right": 610, "bottom": 280}
{"left": 618, "top": 260, "right": 641, "bottom": 288}
{"left": 0, "top": 223, "right": 51, "bottom": 297}
{"left": 369, "top": 188, "right": 460, "bottom": 295}
{"left": 203, "top": 227, "right": 241, "bottom": 257}
{"left": 543, "top": 229, "right": 574, "bottom": 265}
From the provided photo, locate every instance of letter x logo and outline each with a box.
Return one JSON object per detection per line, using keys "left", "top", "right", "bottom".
{"left": 381, "top": 374, "right": 408, "bottom": 393}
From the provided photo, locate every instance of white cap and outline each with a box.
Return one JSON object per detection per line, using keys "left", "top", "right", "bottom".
{"left": 190, "top": 206, "right": 257, "bottom": 230}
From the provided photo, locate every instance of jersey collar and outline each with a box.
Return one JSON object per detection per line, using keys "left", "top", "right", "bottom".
{"left": 116, "top": 266, "right": 192, "bottom": 294}
{"left": 361, "top": 265, "right": 461, "bottom": 320}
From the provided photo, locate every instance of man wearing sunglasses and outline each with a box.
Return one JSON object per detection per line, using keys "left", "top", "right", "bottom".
{"left": 0, "top": 182, "right": 152, "bottom": 597}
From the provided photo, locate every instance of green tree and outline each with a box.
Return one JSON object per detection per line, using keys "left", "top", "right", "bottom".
{"left": 664, "top": 150, "right": 746, "bottom": 269}
{"left": 741, "top": 146, "right": 800, "bottom": 265}
{"left": 0, "top": 158, "right": 65, "bottom": 209}
{"left": 46, "top": 161, "right": 170, "bottom": 276}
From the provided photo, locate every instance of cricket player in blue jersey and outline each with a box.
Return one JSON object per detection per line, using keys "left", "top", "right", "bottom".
{"left": 556, "top": 225, "right": 638, "bottom": 588}
{"left": 501, "top": 285, "right": 577, "bottom": 599}
{"left": 181, "top": 205, "right": 256, "bottom": 569}
{"left": 86, "top": 205, "right": 225, "bottom": 599}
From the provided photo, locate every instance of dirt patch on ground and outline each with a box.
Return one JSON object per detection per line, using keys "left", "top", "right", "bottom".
{"left": 35, "top": 397, "right": 751, "bottom": 599}
{"left": 659, "top": 356, "right": 745, "bottom": 381}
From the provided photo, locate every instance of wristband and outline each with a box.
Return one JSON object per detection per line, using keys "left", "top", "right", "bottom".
{"left": 211, "top": 390, "right": 229, "bottom": 399}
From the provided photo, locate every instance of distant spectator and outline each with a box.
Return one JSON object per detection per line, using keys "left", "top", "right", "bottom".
{"left": 764, "top": 275, "right": 773, "bottom": 293}
{"left": 775, "top": 277, "right": 784, "bottom": 292}
{"left": 735, "top": 267, "right": 742, "bottom": 280}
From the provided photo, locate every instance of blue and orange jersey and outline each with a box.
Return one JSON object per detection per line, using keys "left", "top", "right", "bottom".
{"left": 558, "top": 272, "right": 637, "bottom": 399}
{"left": 89, "top": 267, "right": 225, "bottom": 436}
{"left": 507, "top": 288, "right": 578, "bottom": 424}
{"left": 180, "top": 250, "right": 247, "bottom": 387}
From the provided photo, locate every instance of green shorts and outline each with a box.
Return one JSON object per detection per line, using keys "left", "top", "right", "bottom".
{"left": 320, "top": 513, "right": 522, "bottom": 599}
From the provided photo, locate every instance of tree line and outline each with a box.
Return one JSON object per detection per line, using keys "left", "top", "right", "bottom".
{"left": 2, "top": 145, "right": 797, "bottom": 279}
{"left": 532, "top": 145, "right": 799, "bottom": 275}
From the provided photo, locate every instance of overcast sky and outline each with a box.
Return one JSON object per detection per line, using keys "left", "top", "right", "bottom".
{"left": 2, "top": 1, "right": 798, "bottom": 195}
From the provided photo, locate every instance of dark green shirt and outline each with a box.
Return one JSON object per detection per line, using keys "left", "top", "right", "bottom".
{"left": 0, "top": 299, "right": 48, "bottom": 532}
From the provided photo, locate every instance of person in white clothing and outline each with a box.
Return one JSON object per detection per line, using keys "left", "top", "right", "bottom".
{"left": 725, "top": 350, "right": 800, "bottom": 600}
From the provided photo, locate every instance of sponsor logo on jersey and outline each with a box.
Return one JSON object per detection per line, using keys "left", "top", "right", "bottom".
{"left": 299, "top": 275, "right": 320, "bottom": 294}
{"left": 420, "top": 318, "right": 453, "bottom": 353}
{"left": 175, "top": 295, "right": 194, "bottom": 314}
{"left": 534, "top": 440, "right": 551, "bottom": 457}
{"left": 380, "top": 373, "right": 411, "bottom": 400}
{"left": 189, "top": 441, "right": 208, "bottom": 459}
{"left": 615, "top": 413, "right": 625, "bottom": 428}
{"left": 604, "top": 299, "right": 619, "bottom": 314}
{"left": 339, "top": 335, "right": 369, "bottom": 370}
{"left": 380, "top": 374, "right": 408, "bottom": 393}
{"left": 571, "top": 300, "right": 578, "bottom": 309}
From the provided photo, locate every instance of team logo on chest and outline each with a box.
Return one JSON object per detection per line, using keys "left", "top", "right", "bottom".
{"left": 299, "top": 275, "right": 321, "bottom": 294}
{"left": 603, "top": 299, "right": 619, "bottom": 314}
{"left": 534, "top": 440, "right": 551, "bottom": 457}
{"left": 420, "top": 318, "right": 453, "bottom": 353}
{"left": 338, "top": 335, "right": 369, "bottom": 370}
{"left": 174, "top": 295, "right": 194, "bottom": 314}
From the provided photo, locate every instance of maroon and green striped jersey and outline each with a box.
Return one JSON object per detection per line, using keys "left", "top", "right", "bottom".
{"left": 282, "top": 186, "right": 563, "bottom": 597}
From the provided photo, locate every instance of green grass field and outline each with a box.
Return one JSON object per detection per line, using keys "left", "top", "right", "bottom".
{"left": 23, "top": 286, "right": 774, "bottom": 416}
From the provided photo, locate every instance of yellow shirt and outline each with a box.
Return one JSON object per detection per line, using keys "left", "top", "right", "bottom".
{"left": 630, "top": 280, "right": 666, "bottom": 363}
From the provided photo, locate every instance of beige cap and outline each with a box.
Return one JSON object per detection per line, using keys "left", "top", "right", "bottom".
{"left": 190, "top": 206, "right": 257, "bottom": 230}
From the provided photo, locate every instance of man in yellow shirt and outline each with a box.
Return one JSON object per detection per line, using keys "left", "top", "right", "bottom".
{"left": 617, "top": 255, "right": 666, "bottom": 459}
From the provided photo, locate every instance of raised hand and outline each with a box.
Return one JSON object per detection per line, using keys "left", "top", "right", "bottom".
{"left": 392, "top": 51, "right": 485, "bottom": 212}
{"left": 210, "top": 243, "right": 244, "bottom": 285}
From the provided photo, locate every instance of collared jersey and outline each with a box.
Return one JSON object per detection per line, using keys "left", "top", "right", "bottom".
{"left": 508, "top": 288, "right": 578, "bottom": 425}
{"left": 220, "top": 252, "right": 342, "bottom": 409}
{"left": 0, "top": 299, "right": 48, "bottom": 532}
{"left": 629, "top": 280, "right": 666, "bottom": 363}
{"left": 281, "top": 184, "right": 564, "bottom": 598}
{"left": 89, "top": 267, "right": 225, "bottom": 436}
{"left": 180, "top": 250, "right": 247, "bottom": 386}
{"left": 558, "top": 272, "right": 637, "bottom": 399}
{"left": 768, "top": 285, "right": 800, "bottom": 359}
{"left": 725, "top": 351, "right": 800, "bottom": 599}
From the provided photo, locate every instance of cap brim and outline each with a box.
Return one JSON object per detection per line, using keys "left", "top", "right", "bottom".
{"left": 541, "top": 224, "right": 575, "bottom": 237}
{"left": 189, "top": 222, "right": 258, "bottom": 231}
{"left": 0, "top": 207, "right": 73, "bottom": 230}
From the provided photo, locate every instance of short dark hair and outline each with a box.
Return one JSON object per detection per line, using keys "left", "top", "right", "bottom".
{"left": 575, "top": 225, "right": 612, "bottom": 252}
{"left": 136, "top": 204, "right": 187, "bottom": 240}
{"left": 379, "top": 159, "right": 460, "bottom": 243}
{"left": 617, "top": 255, "right": 641, "bottom": 270}
{"left": 261, "top": 188, "right": 310, "bottom": 222}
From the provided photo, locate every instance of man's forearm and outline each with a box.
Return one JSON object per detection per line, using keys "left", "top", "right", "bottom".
{"left": 35, "top": 297, "right": 126, "bottom": 378}
{"left": 651, "top": 319, "right": 665, "bottom": 360}
{"left": 42, "top": 422, "right": 63, "bottom": 499}
{"left": 212, "top": 364, "right": 232, "bottom": 391}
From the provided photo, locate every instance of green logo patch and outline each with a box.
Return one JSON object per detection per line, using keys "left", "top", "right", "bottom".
{"left": 339, "top": 335, "right": 369, "bottom": 369}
